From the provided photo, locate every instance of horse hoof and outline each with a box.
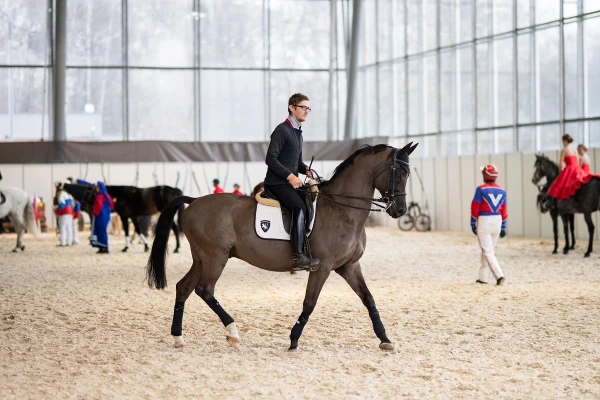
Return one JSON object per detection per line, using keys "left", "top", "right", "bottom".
{"left": 379, "top": 342, "right": 396, "bottom": 352}
{"left": 288, "top": 346, "right": 298, "bottom": 352}
{"left": 174, "top": 248, "right": 179, "bottom": 254}
{"left": 20, "top": 245, "right": 25, "bottom": 251}
{"left": 225, "top": 323, "right": 240, "bottom": 347}
{"left": 584, "top": 253, "right": 591, "bottom": 258}
{"left": 552, "top": 250, "right": 558, "bottom": 254}
{"left": 563, "top": 250, "right": 569, "bottom": 255}
{"left": 173, "top": 336, "right": 185, "bottom": 347}
{"left": 122, "top": 247, "right": 129, "bottom": 253}
{"left": 226, "top": 335, "right": 240, "bottom": 348}
{"left": 12, "top": 248, "right": 18, "bottom": 253}
{"left": 144, "top": 246, "right": 149, "bottom": 253}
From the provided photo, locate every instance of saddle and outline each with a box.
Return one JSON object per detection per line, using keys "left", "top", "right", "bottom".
{"left": 255, "top": 179, "right": 319, "bottom": 236}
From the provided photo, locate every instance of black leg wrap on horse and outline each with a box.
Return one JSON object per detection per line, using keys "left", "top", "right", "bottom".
{"left": 205, "top": 297, "right": 234, "bottom": 327}
{"left": 368, "top": 306, "right": 390, "bottom": 342}
{"left": 290, "top": 313, "right": 310, "bottom": 341}
{"left": 171, "top": 301, "right": 185, "bottom": 336}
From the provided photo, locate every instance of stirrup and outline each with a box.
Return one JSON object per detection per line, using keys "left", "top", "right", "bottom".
{"left": 291, "top": 254, "right": 316, "bottom": 271}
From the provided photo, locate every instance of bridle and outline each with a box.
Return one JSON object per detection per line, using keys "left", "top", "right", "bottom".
{"left": 304, "top": 148, "right": 410, "bottom": 212}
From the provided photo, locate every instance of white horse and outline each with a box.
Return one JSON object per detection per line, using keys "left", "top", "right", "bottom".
{"left": 0, "top": 187, "right": 40, "bottom": 252}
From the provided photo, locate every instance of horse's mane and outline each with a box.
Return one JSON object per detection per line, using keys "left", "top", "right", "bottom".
{"left": 319, "top": 144, "right": 392, "bottom": 188}
{"left": 536, "top": 154, "right": 559, "bottom": 174}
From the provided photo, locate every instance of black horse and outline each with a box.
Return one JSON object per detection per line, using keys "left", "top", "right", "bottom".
{"left": 532, "top": 154, "right": 599, "bottom": 257}
{"left": 63, "top": 183, "right": 185, "bottom": 253}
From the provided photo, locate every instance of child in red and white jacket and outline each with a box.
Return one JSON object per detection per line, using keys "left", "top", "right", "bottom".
{"left": 471, "top": 164, "right": 507, "bottom": 286}
{"left": 55, "top": 185, "right": 74, "bottom": 247}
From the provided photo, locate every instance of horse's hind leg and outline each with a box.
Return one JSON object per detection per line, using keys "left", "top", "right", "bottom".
{"left": 569, "top": 214, "right": 576, "bottom": 249}
{"left": 194, "top": 255, "right": 240, "bottom": 347}
{"left": 335, "top": 262, "right": 394, "bottom": 351}
{"left": 9, "top": 213, "right": 25, "bottom": 252}
{"left": 120, "top": 215, "right": 130, "bottom": 252}
{"left": 551, "top": 210, "right": 559, "bottom": 254}
{"left": 171, "top": 260, "right": 203, "bottom": 347}
{"left": 584, "top": 212, "right": 594, "bottom": 258}
{"left": 171, "top": 223, "right": 180, "bottom": 254}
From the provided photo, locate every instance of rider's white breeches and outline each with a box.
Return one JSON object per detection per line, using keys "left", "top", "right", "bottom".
{"left": 476, "top": 215, "right": 504, "bottom": 283}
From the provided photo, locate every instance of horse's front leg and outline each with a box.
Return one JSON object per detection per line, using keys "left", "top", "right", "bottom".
{"left": 335, "top": 262, "right": 394, "bottom": 351}
{"left": 584, "top": 212, "right": 594, "bottom": 257}
{"left": 551, "top": 210, "right": 559, "bottom": 254}
{"left": 132, "top": 218, "right": 149, "bottom": 252}
{"left": 289, "top": 266, "right": 331, "bottom": 351}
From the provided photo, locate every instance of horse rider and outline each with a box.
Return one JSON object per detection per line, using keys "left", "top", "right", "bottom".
{"left": 578, "top": 144, "right": 591, "bottom": 174}
{"left": 471, "top": 164, "right": 507, "bottom": 286}
{"left": 264, "top": 93, "right": 319, "bottom": 272}
{"left": 548, "top": 134, "right": 593, "bottom": 200}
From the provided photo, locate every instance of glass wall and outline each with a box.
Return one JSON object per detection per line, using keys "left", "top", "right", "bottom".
{"left": 2, "top": 0, "right": 600, "bottom": 153}
{"left": 360, "top": 0, "right": 600, "bottom": 156}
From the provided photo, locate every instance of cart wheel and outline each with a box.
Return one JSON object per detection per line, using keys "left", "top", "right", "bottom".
{"left": 415, "top": 215, "right": 431, "bottom": 231}
{"left": 398, "top": 214, "right": 415, "bottom": 231}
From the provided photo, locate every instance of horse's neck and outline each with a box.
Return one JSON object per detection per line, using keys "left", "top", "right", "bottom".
{"left": 545, "top": 161, "right": 559, "bottom": 182}
{"left": 320, "top": 156, "right": 383, "bottom": 224}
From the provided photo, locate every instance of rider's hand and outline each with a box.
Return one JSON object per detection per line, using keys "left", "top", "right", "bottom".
{"left": 471, "top": 226, "right": 477, "bottom": 235}
{"left": 500, "top": 229, "right": 506, "bottom": 238}
{"left": 288, "top": 175, "right": 303, "bottom": 189}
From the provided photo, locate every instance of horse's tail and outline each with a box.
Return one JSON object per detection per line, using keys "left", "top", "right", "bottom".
{"left": 25, "top": 199, "right": 40, "bottom": 238}
{"left": 147, "top": 196, "right": 195, "bottom": 290}
{"left": 176, "top": 203, "right": 185, "bottom": 236}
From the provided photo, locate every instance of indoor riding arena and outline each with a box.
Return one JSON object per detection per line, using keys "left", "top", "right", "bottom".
{"left": 1, "top": 1, "right": 600, "bottom": 399}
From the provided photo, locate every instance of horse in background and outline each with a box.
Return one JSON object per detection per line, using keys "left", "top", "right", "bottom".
{"left": 0, "top": 187, "right": 40, "bottom": 252}
{"left": 63, "top": 183, "right": 185, "bottom": 253}
{"left": 532, "top": 154, "right": 599, "bottom": 257}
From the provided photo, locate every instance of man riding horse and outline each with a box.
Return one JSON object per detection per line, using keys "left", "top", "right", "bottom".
{"left": 264, "top": 93, "right": 318, "bottom": 272}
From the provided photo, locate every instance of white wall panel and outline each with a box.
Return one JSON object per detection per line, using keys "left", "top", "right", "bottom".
{"left": 505, "top": 153, "right": 524, "bottom": 236}
{"left": 460, "top": 156, "right": 476, "bottom": 233}
{"left": 136, "top": 163, "right": 161, "bottom": 188}
{"left": 108, "top": 163, "right": 138, "bottom": 186}
{"left": 522, "top": 153, "right": 541, "bottom": 237}
{"left": 23, "top": 165, "right": 54, "bottom": 228}
{"left": 447, "top": 157, "right": 462, "bottom": 231}
{"left": 434, "top": 157, "right": 448, "bottom": 231}
{"left": 420, "top": 158, "right": 436, "bottom": 230}
{"left": 0, "top": 165, "right": 24, "bottom": 188}
{"left": 490, "top": 154, "right": 507, "bottom": 188}
{"left": 79, "top": 163, "right": 108, "bottom": 184}
{"left": 51, "top": 164, "right": 80, "bottom": 187}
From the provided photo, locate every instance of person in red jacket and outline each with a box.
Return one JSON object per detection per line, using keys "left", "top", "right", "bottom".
{"left": 213, "top": 179, "right": 224, "bottom": 194}
{"left": 471, "top": 164, "right": 507, "bottom": 286}
{"left": 232, "top": 183, "right": 244, "bottom": 195}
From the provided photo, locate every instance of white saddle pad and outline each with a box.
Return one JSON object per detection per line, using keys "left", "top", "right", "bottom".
{"left": 255, "top": 199, "right": 317, "bottom": 241}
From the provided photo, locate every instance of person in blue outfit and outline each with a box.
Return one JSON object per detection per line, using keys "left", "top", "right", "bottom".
{"left": 90, "top": 181, "right": 114, "bottom": 254}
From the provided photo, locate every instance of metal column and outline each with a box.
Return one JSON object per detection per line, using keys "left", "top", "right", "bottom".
{"left": 327, "top": 0, "right": 337, "bottom": 141}
{"left": 344, "top": 0, "right": 363, "bottom": 140}
{"left": 52, "top": 0, "right": 67, "bottom": 141}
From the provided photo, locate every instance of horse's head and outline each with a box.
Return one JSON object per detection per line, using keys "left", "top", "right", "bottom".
{"left": 62, "top": 183, "right": 97, "bottom": 214}
{"left": 375, "top": 142, "right": 418, "bottom": 219}
{"left": 532, "top": 153, "right": 557, "bottom": 185}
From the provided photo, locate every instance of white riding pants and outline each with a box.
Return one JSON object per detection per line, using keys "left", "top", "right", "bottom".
{"left": 59, "top": 214, "right": 73, "bottom": 246}
{"left": 476, "top": 215, "right": 504, "bottom": 283}
{"left": 72, "top": 218, "right": 79, "bottom": 244}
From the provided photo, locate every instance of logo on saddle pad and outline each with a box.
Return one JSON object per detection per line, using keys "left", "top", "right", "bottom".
{"left": 260, "top": 220, "right": 271, "bottom": 232}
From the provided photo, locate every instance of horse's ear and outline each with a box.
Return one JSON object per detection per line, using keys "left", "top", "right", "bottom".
{"left": 399, "top": 142, "right": 413, "bottom": 153}
{"left": 408, "top": 142, "right": 419, "bottom": 155}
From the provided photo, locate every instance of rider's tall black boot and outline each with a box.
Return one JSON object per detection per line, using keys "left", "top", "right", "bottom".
{"left": 290, "top": 208, "right": 319, "bottom": 271}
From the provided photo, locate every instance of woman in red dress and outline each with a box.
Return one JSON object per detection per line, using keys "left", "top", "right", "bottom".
{"left": 548, "top": 134, "right": 592, "bottom": 200}
{"left": 578, "top": 144, "right": 591, "bottom": 173}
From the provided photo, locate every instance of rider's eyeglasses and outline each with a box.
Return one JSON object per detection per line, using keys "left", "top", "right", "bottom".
{"left": 293, "top": 105, "right": 312, "bottom": 112}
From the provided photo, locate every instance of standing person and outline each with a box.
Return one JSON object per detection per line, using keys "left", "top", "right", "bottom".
{"left": 578, "top": 144, "right": 591, "bottom": 173}
{"left": 55, "top": 184, "right": 74, "bottom": 247}
{"left": 264, "top": 93, "right": 318, "bottom": 271}
{"left": 548, "top": 134, "right": 592, "bottom": 200}
{"left": 232, "top": 184, "right": 244, "bottom": 195}
{"left": 213, "top": 179, "right": 224, "bottom": 194}
{"left": 471, "top": 164, "right": 507, "bottom": 286}
{"left": 72, "top": 200, "right": 81, "bottom": 245}
{"left": 90, "top": 182, "right": 114, "bottom": 254}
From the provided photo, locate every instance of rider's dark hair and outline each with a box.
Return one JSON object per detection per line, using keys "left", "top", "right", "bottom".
{"left": 288, "top": 93, "right": 309, "bottom": 115}
{"left": 578, "top": 144, "right": 587, "bottom": 152}
{"left": 562, "top": 134, "right": 573, "bottom": 143}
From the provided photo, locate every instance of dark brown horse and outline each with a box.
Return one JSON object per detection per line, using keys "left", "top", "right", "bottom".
{"left": 147, "top": 143, "right": 418, "bottom": 351}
